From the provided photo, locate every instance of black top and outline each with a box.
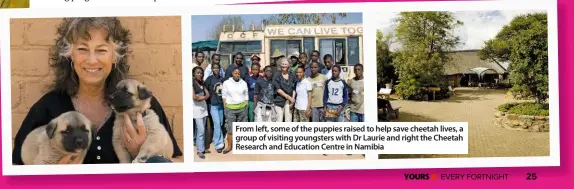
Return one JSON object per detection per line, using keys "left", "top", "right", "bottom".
{"left": 271, "top": 65, "right": 280, "bottom": 79}
{"left": 193, "top": 80, "right": 205, "bottom": 96}
{"left": 272, "top": 72, "right": 297, "bottom": 107}
{"left": 12, "top": 90, "right": 183, "bottom": 165}
{"left": 223, "top": 63, "right": 249, "bottom": 82}
{"left": 245, "top": 75, "right": 260, "bottom": 102}
{"left": 205, "top": 75, "right": 224, "bottom": 105}
{"left": 254, "top": 77, "right": 275, "bottom": 105}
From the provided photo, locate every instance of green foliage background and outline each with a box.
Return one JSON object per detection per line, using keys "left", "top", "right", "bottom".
{"left": 389, "top": 12, "right": 463, "bottom": 100}
{"left": 478, "top": 13, "right": 548, "bottom": 103}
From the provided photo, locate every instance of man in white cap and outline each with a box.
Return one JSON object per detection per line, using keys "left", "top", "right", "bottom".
{"left": 289, "top": 52, "right": 300, "bottom": 73}
{"left": 249, "top": 54, "right": 261, "bottom": 75}
{"left": 251, "top": 54, "right": 261, "bottom": 65}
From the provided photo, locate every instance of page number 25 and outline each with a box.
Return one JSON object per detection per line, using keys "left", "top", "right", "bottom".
{"left": 526, "top": 173, "right": 537, "bottom": 180}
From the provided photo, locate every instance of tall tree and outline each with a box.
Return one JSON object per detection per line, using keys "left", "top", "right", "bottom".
{"left": 247, "top": 20, "right": 264, "bottom": 30}
{"left": 391, "top": 11, "right": 463, "bottom": 100}
{"left": 262, "top": 13, "right": 348, "bottom": 25}
{"left": 478, "top": 13, "right": 548, "bottom": 103}
{"left": 210, "top": 16, "right": 245, "bottom": 40}
{"left": 377, "top": 29, "right": 396, "bottom": 86}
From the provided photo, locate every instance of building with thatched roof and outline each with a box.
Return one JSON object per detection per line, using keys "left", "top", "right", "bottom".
{"left": 444, "top": 49, "right": 509, "bottom": 87}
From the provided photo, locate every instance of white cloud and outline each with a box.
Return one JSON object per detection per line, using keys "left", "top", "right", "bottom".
{"left": 375, "top": 10, "right": 547, "bottom": 51}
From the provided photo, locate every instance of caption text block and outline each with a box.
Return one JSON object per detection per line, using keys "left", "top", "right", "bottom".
{"left": 232, "top": 122, "right": 469, "bottom": 154}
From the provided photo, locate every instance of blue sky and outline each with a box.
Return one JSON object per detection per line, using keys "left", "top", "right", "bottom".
{"left": 375, "top": 10, "right": 547, "bottom": 50}
{"left": 192, "top": 13, "right": 362, "bottom": 42}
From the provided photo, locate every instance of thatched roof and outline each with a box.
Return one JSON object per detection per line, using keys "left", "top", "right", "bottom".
{"left": 444, "top": 50, "right": 507, "bottom": 75}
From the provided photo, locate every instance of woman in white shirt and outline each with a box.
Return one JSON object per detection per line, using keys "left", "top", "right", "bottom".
{"left": 221, "top": 67, "right": 249, "bottom": 154}
{"left": 192, "top": 66, "right": 210, "bottom": 159}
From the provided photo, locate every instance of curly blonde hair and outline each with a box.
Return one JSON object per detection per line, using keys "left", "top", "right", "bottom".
{"left": 49, "top": 17, "right": 132, "bottom": 97}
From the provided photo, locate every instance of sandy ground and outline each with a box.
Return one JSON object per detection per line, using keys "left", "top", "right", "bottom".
{"left": 194, "top": 145, "right": 364, "bottom": 162}
{"left": 379, "top": 87, "right": 550, "bottom": 159}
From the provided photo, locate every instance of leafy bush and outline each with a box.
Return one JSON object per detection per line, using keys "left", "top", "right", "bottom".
{"left": 497, "top": 102, "right": 549, "bottom": 116}
{"left": 395, "top": 76, "right": 423, "bottom": 100}
{"left": 395, "top": 76, "right": 451, "bottom": 101}
{"left": 497, "top": 103, "right": 514, "bottom": 112}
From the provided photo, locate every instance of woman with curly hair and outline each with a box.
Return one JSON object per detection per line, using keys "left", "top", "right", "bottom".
{"left": 11, "top": 17, "right": 183, "bottom": 164}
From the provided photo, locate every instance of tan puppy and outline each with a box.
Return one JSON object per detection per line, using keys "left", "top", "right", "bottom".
{"left": 108, "top": 79, "right": 173, "bottom": 163}
{"left": 21, "top": 111, "right": 93, "bottom": 165}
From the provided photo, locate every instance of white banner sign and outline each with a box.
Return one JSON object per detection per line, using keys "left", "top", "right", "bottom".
{"left": 265, "top": 25, "right": 363, "bottom": 37}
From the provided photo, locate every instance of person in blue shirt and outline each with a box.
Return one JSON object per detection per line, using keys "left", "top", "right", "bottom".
{"left": 323, "top": 64, "right": 349, "bottom": 122}
{"left": 245, "top": 63, "right": 261, "bottom": 122}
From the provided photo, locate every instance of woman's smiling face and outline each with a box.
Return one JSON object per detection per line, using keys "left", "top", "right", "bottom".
{"left": 71, "top": 27, "right": 115, "bottom": 87}
{"left": 194, "top": 68, "right": 203, "bottom": 80}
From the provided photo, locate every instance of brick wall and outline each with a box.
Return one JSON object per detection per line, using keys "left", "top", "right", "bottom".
{"left": 10, "top": 16, "right": 184, "bottom": 153}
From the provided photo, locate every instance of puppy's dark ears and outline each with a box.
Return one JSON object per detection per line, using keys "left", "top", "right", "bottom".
{"left": 45, "top": 120, "right": 58, "bottom": 139}
{"left": 138, "top": 85, "right": 152, "bottom": 100}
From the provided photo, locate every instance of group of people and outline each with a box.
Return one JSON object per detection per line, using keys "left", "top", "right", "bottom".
{"left": 192, "top": 50, "right": 364, "bottom": 159}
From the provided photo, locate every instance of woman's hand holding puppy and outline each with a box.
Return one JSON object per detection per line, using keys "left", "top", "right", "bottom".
{"left": 121, "top": 112, "right": 147, "bottom": 157}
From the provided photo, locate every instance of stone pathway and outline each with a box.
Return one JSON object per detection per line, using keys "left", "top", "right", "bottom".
{"left": 379, "top": 87, "right": 550, "bottom": 159}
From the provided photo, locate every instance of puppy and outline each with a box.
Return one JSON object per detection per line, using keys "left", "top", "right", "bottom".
{"left": 21, "top": 111, "right": 93, "bottom": 165}
{"left": 108, "top": 79, "right": 174, "bottom": 163}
